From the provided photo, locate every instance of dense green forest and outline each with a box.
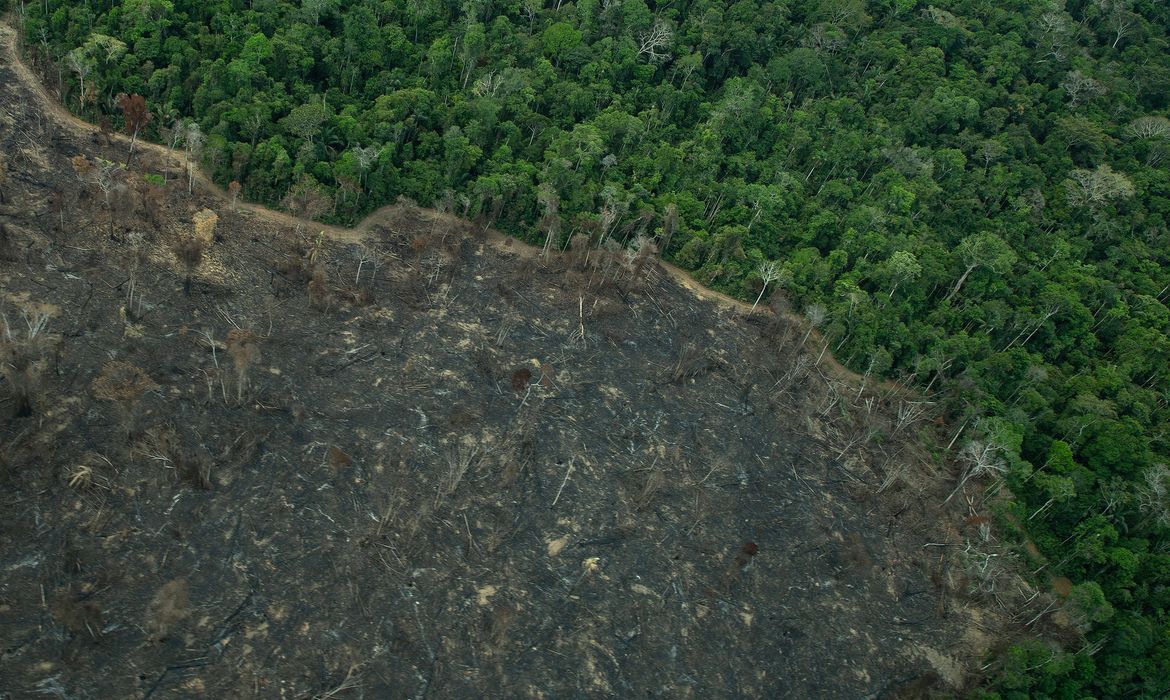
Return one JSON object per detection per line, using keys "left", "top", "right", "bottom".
{"left": 11, "top": 0, "right": 1170, "bottom": 694}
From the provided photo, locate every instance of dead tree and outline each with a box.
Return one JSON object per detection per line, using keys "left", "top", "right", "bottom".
{"left": 117, "top": 93, "right": 152, "bottom": 167}
{"left": 227, "top": 180, "right": 241, "bottom": 210}
{"left": 182, "top": 122, "right": 204, "bottom": 194}
{"left": 537, "top": 184, "right": 561, "bottom": 258}
{"left": 629, "top": 235, "right": 657, "bottom": 281}
{"left": 751, "top": 261, "right": 783, "bottom": 313}
{"left": 173, "top": 236, "right": 206, "bottom": 296}
{"left": 945, "top": 439, "right": 1007, "bottom": 503}
{"left": 90, "top": 361, "right": 158, "bottom": 440}
{"left": 636, "top": 20, "right": 673, "bottom": 63}
{"left": 0, "top": 307, "right": 55, "bottom": 418}
{"left": 282, "top": 180, "right": 330, "bottom": 234}
{"left": 109, "top": 181, "right": 133, "bottom": 237}
{"left": 799, "top": 303, "right": 827, "bottom": 351}
{"left": 225, "top": 329, "right": 261, "bottom": 403}
{"left": 139, "top": 180, "right": 165, "bottom": 229}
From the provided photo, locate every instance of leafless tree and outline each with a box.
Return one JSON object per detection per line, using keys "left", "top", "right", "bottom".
{"left": 946, "top": 439, "right": 1007, "bottom": 503}
{"left": 771, "top": 354, "right": 812, "bottom": 398}
{"left": 161, "top": 119, "right": 184, "bottom": 184}
{"left": 892, "top": 400, "right": 934, "bottom": 436}
{"left": 627, "top": 235, "right": 657, "bottom": 281}
{"left": 109, "top": 181, "right": 133, "bottom": 237}
{"left": 0, "top": 306, "right": 55, "bottom": 417}
{"left": 90, "top": 360, "right": 158, "bottom": 439}
{"left": 123, "top": 232, "right": 148, "bottom": 322}
{"left": 537, "top": 184, "right": 561, "bottom": 258}
{"left": 1136, "top": 463, "right": 1170, "bottom": 530}
{"left": 174, "top": 236, "right": 206, "bottom": 296}
{"left": 1127, "top": 116, "right": 1170, "bottom": 140}
{"left": 353, "top": 145, "right": 381, "bottom": 186}
{"left": 751, "top": 261, "right": 783, "bottom": 313}
{"left": 354, "top": 245, "right": 380, "bottom": 285}
{"left": 1035, "top": 8, "right": 1075, "bottom": 64}
{"left": 472, "top": 71, "right": 505, "bottom": 98}
{"left": 225, "top": 329, "right": 261, "bottom": 403}
{"left": 597, "top": 189, "right": 627, "bottom": 247}
{"left": 799, "top": 304, "right": 826, "bottom": 350}
{"left": 1061, "top": 70, "right": 1106, "bottom": 108}
{"left": 1065, "top": 165, "right": 1135, "bottom": 210}
{"left": 1127, "top": 117, "right": 1170, "bottom": 166}
{"left": 65, "top": 49, "right": 92, "bottom": 108}
{"left": 228, "top": 180, "right": 242, "bottom": 210}
{"left": 1094, "top": 0, "right": 1137, "bottom": 49}
{"left": 282, "top": 180, "right": 331, "bottom": 234}
{"left": 637, "top": 20, "right": 673, "bottom": 63}
{"left": 182, "top": 122, "right": 204, "bottom": 194}
{"left": 86, "top": 159, "right": 123, "bottom": 210}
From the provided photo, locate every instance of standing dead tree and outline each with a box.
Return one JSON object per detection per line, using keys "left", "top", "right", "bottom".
{"left": 945, "top": 439, "right": 1007, "bottom": 503}
{"left": 751, "top": 261, "right": 783, "bottom": 313}
{"left": 71, "top": 155, "right": 127, "bottom": 236}
{"left": 628, "top": 235, "right": 657, "bottom": 281}
{"left": 172, "top": 209, "right": 216, "bottom": 296}
{"left": 636, "top": 20, "right": 673, "bottom": 63}
{"left": 225, "top": 329, "right": 261, "bottom": 403}
{"left": 537, "top": 184, "right": 561, "bottom": 258}
{"left": 181, "top": 121, "right": 204, "bottom": 194}
{"left": 282, "top": 179, "right": 331, "bottom": 235}
{"left": 0, "top": 305, "right": 56, "bottom": 418}
{"left": 123, "top": 232, "right": 148, "bottom": 323}
{"left": 798, "top": 303, "right": 827, "bottom": 351}
{"left": 91, "top": 361, "right": 159, "bottom": 440}
{"left": 227, "top": 180, "right": 242, "bottom": 210}
{"left": 65, "top": 49, "right": 92, "bottom": 109}
{"left": 117, "top": 93, "right": 152, "bottom": 167}
{"left": 173, "top": 236, "right": 205, "bottom": 296}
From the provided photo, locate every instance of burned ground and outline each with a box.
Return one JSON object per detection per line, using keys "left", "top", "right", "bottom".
{"left": 0, "top": 26, "right": 1001, "bottom": 700}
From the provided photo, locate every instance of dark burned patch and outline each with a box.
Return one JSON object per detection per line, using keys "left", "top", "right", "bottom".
{"left": 510, "top": 366, "right": 532, "bottom": 392}
{"left": 0, "top": 36, "right": 992, "bottom": 700}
